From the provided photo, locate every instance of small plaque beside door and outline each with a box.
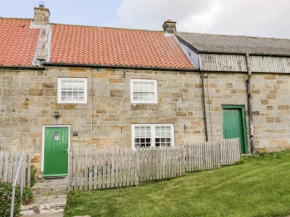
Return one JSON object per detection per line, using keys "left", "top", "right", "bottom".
{"left": 54, "top": 132, "right": 60, "bottom": 141}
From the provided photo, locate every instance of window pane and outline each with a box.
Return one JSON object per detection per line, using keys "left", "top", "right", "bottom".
{"left": 133, "top": 82, "right": 138, "bottom": 91}
{"left": 139, "top": 82, "right": 144, "bottom": 91}
{"left": 79, "top": 81, "right": 84, "bottom": 91}
{"left": 134, "top": 126, "right": 151, "bottom": 148}
{"left": 61, "top": 81, "right": 67, "bottom": 90}
{"left": 149, "top": 83, "right": 154, "bottom": 91}
{"left": 67, "top": 81, "right": 73, "bottom": 90}
{"left": 155, "top": 125, "right": 172, "bottom": 146}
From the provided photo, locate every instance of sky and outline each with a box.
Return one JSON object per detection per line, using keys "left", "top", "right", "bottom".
{"left": 1, "top": 0, "right": 290, "bottom": 38}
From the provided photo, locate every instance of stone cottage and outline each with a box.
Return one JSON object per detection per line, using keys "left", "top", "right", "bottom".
{"left": 1, "top": 4, "right": 290, "bottom": 176}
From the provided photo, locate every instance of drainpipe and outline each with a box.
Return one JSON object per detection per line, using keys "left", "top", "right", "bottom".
{"left": 199, "top": 57, "right": 209, "bottom": 142}
{"left": 245, "top": 53, "right": 255, "bottom": 154}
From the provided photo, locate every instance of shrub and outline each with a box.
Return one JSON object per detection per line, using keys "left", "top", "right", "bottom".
{"left": 28, "top": 165, "right": 37, "bottom": 187}
{"left": 0, "top": 181, "right": 21, "bottom": 217}
{"left": 22, "top": 187, "right": 34, "bottom": 205}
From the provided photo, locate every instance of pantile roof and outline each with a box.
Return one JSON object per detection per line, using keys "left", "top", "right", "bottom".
{"left": 50, "top": 24, "right": 194, "bottom": 69}
{"left": 0, "top": 18, "right": 40, "bottom": 67}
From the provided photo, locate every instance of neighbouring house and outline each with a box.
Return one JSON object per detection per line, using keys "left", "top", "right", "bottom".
{"left": 1, "top": 4, "right": 290, "bottom": 176}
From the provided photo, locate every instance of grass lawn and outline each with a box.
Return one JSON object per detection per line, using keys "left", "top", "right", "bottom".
{"left": 65, "top": 151, "right": 290, "bottom": 217}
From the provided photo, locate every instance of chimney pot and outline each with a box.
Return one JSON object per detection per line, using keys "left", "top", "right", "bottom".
{"left": 39, "top": 1, "right": 45, "bottom": 8}
{"left": 163, "top": 19, "right": 177, "bottom": 34}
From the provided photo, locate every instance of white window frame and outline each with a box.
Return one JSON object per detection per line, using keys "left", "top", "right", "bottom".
{"left": 57, "top": 78, "right": 88, "bottom": 104}
{"left": 131, "top": 124, "right": 174, "bottom": 149}
{"left": 130, "top": 79, "right": 158, "bottom": 104}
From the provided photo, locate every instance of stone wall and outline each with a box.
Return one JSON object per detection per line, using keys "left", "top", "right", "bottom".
{"left": 1, "top": 67, "right": 290, "bottom": 172}
{"left": 203, "top": 72, "right": 249, "bottom": 142}
{"left": 203, "top": 72, "right": 290, "bottom": 153}
{"left": 0, "top": 67, "right": 205, "bottom": 172}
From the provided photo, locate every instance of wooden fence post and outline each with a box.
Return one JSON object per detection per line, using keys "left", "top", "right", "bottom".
{"left": 68, "top": 150, "right": 72, "bottom": 192}
{"left": 181, "top": 142, "right": 185, "bottom": 174}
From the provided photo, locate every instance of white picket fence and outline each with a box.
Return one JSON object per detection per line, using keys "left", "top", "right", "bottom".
{"left": 0, "top": 151, "right": 31, "bottom": 187}
{"left": 184, "top": 138, "right": 241, "bottom": 172}
{"left": 68, "top": 149, "right": 139, "bottom": 191}
{"left": 68, "top": 138, "right": 241, "bottom": 192}
{"left": 138, "top": 146, "right": 184, "bottom": 181}
{"left": 220, "top": 139, "right": 241, "bottom": 165}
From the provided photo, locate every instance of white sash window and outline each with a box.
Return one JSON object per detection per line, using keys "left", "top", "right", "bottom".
{"left": 57, "top": 78, "right": 87, "bottom": 104}
{"left": 131, "top": 124, "right": 174, "bottom": 149}
{"left": 130, "top": 79, "right": 157, "bottom": 104}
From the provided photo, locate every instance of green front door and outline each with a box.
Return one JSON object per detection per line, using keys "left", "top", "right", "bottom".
{"left": 44, "top": 127, "right": 69, "bottom": 177}
{"left": 222, "top": 106, "right": 248, "bottom": 154}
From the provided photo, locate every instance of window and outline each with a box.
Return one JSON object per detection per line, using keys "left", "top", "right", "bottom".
{"left": 57, "top": 78, "right": 87, "bottom": 104}
{"left": 131, "top": 124, "right": 174, "bottom": 149}
{"left": 130, "top": 79, "right": 157, "bottom": 104}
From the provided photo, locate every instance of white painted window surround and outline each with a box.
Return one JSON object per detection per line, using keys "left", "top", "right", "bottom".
{"left": 57, "top": 78, "right": 87, "bottom": 104}
{"left": 130, "top": 79, "right": 158, "bottom": 104}
{"left": 131, "top": 124, "right": 174, "bottom": 149}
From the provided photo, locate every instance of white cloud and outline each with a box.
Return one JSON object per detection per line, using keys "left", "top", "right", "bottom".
{"left": 115, "top": 0, "right": 290, "bottom": 38}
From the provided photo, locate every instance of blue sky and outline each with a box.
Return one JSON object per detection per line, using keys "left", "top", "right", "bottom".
{"left": 0, "top": 0, "right": 120, "bottom": 27}
{"left": 1, "top": 0, "right": 290, "bottom": 38}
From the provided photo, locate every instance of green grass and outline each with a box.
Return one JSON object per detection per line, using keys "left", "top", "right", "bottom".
{"left": 65, "top": 151, "right": 290, "bottom": 217}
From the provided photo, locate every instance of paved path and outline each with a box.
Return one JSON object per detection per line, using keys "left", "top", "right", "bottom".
{"left": 23, "top": 211, "right": 63, "bottom": 217}
{"left": 21, "top": 195, "right": 66, "bottom": 216}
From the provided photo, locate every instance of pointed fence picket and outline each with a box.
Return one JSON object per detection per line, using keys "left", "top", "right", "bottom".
{"left": 68, "top": 138, "right": 241, "bottom": 192}
{"left": 69, "top": 149, "right": 139, "bottom": 191}
{"left": 183, "top": 138, "right": 241, "bottom": 171}
{"left": 138, "top": 146, "right": 184, "bottom": 181}
{"left": 0, "top": 151, "right": 31, "bottom": 188}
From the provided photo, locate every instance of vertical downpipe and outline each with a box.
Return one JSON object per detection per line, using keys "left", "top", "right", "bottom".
{"left": 199, "top": 56, "right": 209, "bottom": 142}
{"left": 245, "top": 53, "right": 255, "bottom": 154}
{"left": 91, "top": 69, "right": 95, "bottom": 140}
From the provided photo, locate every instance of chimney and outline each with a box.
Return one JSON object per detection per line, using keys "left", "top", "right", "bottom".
{"left": 34, "top": 1, "right": 50, "bottom": 25}
{"left": 162, "top": 19, "right": 177, "bottom": 34}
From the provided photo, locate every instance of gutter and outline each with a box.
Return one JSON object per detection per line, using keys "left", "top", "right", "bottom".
{"left": 245, "top": 53, "right": 255, "bottom": 154}
{"left": 0, "top": 66, "right": 45, "bottom": 70}
{"left": 197, "top": 50, "right": 290, "bottom": 58}
{"left": 43, "top": 62, "right": 199, "bottom": 72}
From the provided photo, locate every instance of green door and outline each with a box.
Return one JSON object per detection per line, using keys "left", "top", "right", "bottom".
{"left": 223, "top": 106, "right": 247, "bottom": 154}
{"left": 44, "top": 127, "right": 69, "bottom": 177}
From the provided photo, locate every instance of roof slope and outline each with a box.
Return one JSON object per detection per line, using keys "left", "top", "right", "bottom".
{"left": 0, "top": 18, "right": 40, "bottom": 67}
{"left": 177, "top": 32, "right": 290, "bottom": 56}
{"left": 50, "top": 24, "right": 194, "bottom": 69}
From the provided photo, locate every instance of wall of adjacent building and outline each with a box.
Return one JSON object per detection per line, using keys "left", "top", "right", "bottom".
{"left": 203, "top": 72, "right": 290, "bottom": 153}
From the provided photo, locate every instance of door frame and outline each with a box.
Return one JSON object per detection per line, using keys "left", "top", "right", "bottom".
{"left": 41, "top": 125, "right": 71, "bottom": 174}
{"left": 222, "top": 105, "right": 248, "bottom": 153}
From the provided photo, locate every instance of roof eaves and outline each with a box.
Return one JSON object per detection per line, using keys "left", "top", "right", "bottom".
{"left": 0, "top": 65, "right": 45, "bottom": 70}
{"left": 43, "top": 62, "right": 197, "bottom": 72}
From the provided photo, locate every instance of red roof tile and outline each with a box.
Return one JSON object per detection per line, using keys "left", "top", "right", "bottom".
{"left": 50, "top": 24, "right": 194, "bottom": 69}
{"left": 0, "top": 18, "right": 40, "bottom": 67}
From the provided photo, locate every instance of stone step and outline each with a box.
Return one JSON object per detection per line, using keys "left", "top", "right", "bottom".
{"left": 32, "top": 186, "right": 68, "bottom": 191}
{"left": 20, "top": 195, "right": 66, "bottom": 216}
{"left": 32, "top": 177, "right": 69, "bottom": 198}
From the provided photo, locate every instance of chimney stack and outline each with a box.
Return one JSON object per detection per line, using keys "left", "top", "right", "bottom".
{"left": 34, "top": 1, "right": 50, "bottom": 25}
{"left": 163, "top": 19, "right": 177, "bottom": 34}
